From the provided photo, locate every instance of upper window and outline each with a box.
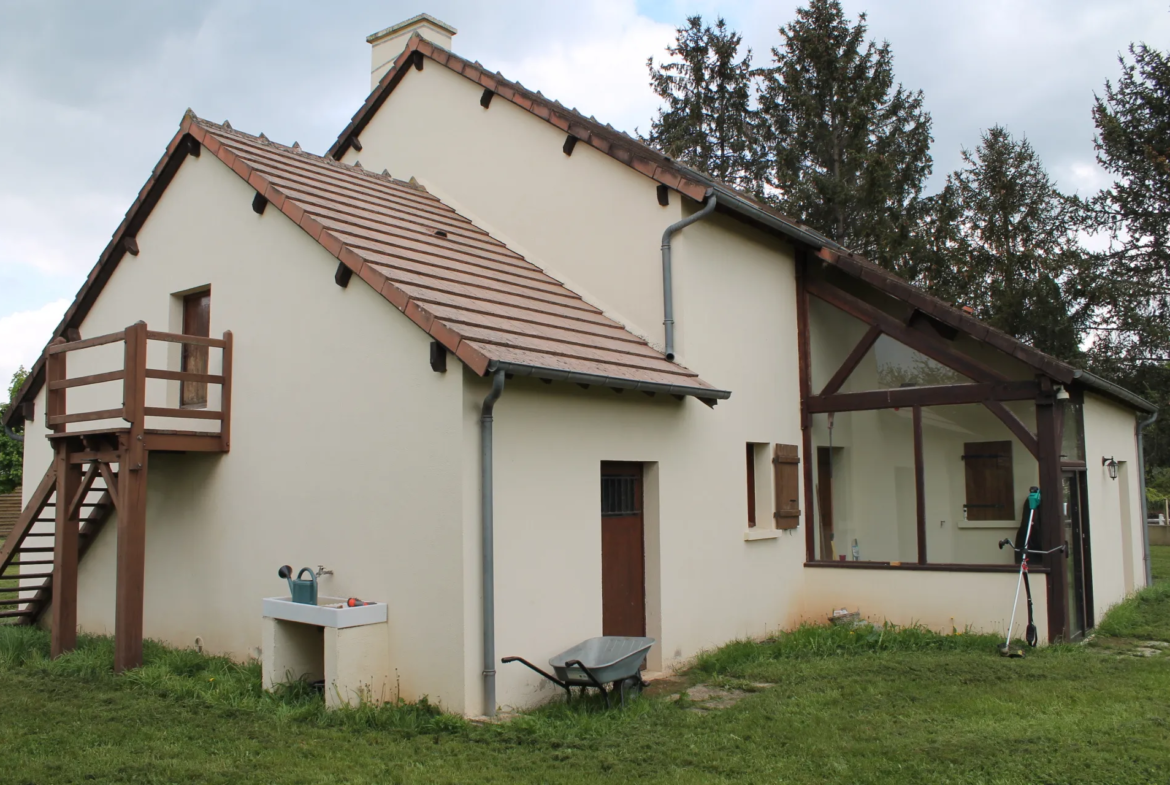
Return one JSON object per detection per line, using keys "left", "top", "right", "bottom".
{"left": 181, "top": 290, "right": 211, "bottom": 408}
{"left": 601, "top": 465, "right": 641, "bottom": 518}
{"left": 962, "top": 440, "right": 1014, "bottom": 521}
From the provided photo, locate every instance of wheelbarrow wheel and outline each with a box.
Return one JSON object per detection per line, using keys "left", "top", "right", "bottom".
{"left": 619, "top": 676, "right": 643, "bottom": 708}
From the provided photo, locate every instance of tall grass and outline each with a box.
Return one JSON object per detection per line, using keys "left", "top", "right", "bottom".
{"left": 0, "top": 626, "right": 466, "bottom": 735}
{"left": 694, "top": 621, "right": 1006, "bottom": 677}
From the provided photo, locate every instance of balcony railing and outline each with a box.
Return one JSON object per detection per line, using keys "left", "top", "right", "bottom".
{"left": 44, "top": 321, "right": 232, "bottom": 450}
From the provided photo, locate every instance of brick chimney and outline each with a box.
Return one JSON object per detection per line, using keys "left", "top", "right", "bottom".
{"left": 367, "top": 13, "right": 457, "bottom": 89}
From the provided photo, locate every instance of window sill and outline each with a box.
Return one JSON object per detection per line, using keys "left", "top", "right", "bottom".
{"left": 744, "top": 529, "right": 780, "bottom": 542}
{"left": 804, "top": 560, "right": 1047, "bottom": 574}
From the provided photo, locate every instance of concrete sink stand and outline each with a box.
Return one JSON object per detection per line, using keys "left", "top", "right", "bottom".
{"left": 261, "top": 596, "right": 391, "bottom": 709}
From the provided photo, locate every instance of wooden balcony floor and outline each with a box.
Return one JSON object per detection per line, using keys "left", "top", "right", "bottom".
{"left": 47, "top": 428, "right": 227, "bottom": 454}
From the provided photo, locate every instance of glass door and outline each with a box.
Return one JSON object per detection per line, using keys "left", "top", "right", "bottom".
{"left": 1062, "top": 472, "right": 1094, "bottom": 640}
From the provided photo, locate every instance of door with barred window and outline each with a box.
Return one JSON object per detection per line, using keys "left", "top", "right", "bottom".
{"left": 600, "top": 462, "right": 646, "bottom": 638}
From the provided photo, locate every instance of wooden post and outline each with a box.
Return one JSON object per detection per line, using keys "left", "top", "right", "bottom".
{"left": 46, "top": 337, "right": 67, "bottom": 434}
{"left": 115, "top": 324, "right": 149, "bottom": 673}
{"left": 1036, "top": 381, "right": 1069, "bottom": 642}
{"left": 795, "top": 250, "right": 816, "bottom": 562}
{"left": 51, "top": 440, "right": 82, "bottom": 657}
{"left": 220, "top": 330, "right": 233, "bottom": 452}
{"left": 114, "top": 434, "right": 149, "bottom": 673}
{"left": 122, "top": 322, "right": 148, "bottom": 470}
{"left": 913, "top": 405, "right": 927, "bottom": 565}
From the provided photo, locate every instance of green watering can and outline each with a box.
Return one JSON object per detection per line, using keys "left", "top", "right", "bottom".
{"left": 278, "top": 565, "right": 318, "bottom": 605}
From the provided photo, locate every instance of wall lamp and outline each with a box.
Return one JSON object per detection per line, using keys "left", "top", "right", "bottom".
{"left": 1103, "top": 456, "right": 1119, "bottom": 480}
{"left": 1055, "top": 385, "right": 1070, "bottom": 401}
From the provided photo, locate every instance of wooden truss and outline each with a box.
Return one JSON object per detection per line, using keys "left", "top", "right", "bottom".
{"left": 795, "top": 251, "right": 1070, "bottom": 643}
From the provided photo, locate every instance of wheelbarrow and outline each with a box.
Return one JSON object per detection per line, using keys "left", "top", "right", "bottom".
{"left": 503, "top": 636, "right": 655, "bottom": 709}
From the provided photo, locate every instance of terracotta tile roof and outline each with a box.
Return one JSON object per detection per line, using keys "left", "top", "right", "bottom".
{"left": 324, "top": 36, "right": 1156, "bottom": 409}
{"left": 0, "top": 490, "right": 20, "bottom": 539}
{"left": 189, "top": 119, "right": 726, "bottom": 399}
{"left": 0, "top": 113, "right": 727, "bottom": 424}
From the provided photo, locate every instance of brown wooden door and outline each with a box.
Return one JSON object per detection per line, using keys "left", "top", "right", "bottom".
{"left": 181, "top": 291, "right": 211, "bottom": 408}
{"left": 600, "top": 462, "right": 646, "bottom": 638}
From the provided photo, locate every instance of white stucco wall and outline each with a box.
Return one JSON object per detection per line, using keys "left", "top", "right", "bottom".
{"left": 1083, "top": 393, "right": 1146, "bottom": 618}
{"left": 339, "top": 61, "right": 683, "bottom": 357}
{"left": 21, "top": 150, "right": 473, "bottom": 710}
{"left": 801, "top": 567, "right": 1049, "bottom": 641}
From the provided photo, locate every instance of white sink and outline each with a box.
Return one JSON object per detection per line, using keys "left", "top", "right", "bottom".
{"left": 262, "top": 595, "right": 387, "bottom": 629}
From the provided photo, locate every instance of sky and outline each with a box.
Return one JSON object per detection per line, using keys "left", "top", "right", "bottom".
{"left": 1, "top": 0, "right": 1168, "bottom": 387}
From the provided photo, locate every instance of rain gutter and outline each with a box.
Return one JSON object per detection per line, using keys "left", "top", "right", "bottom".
{"left": 661, "top": 193, "right": 718, "bottom": 360}
{"left": 1137, "top": 410, "right": 1158, "bottom": 587}
{"left": 480, "top": 368, "right": 506, "bottom": 718}
{"left": 488, "top": 361, "right": 731, "bottom": 403}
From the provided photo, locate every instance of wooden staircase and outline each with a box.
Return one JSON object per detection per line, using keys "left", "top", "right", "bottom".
{"left": 0, "top": 320, "right": 233, "bottom": 671}
{"left": 0, "top": 456, "right": 117, "bottom": 626}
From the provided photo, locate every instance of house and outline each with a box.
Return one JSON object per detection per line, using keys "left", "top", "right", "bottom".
{"left": 0, "top": 14, "right": 1156, "bottom": 716}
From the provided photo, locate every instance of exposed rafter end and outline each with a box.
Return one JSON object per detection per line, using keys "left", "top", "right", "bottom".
{"left": 430, "top": 340, "right": 447, "bottom": 373}
{"left": 657, "top": 184, "right": 670, "bottom": 206}
{"left": 124, "top": 237, "right": 140, "bottom": 256}
{"left": 562, "top": 135, "right": 578, "bottom": 156}
{"left": 577, "top": 383, "right": 590, "bottom": 390}
{"left": 252, "top": 193, "right": 268, "bottom": 215}
{"left": 540, "top": 378, "right": 553, "bottom": 385}
{"left": 334, "top": 262, "right": 353, "bottom": 288}
{"left": 610, "top": 387, "right": 624, "bottom": 394}
{"left": 350, "top": 136, "right": 363, "bottom": 152}
{"left": 642, "top": 390, "right": 656, "bottom": 397}
{"left": 413, "top": 51, "right": 424, "bottom": 71}
{"left": 700, "top": 398, "right": 718, "bottom": 408}
{"left": 186, "top": 136, "right": 201, "bottom": 157}
{"left": 480, "top": 88, "right": 494, "bottom": 108}
{"left": 64, "top": 328, "right": 81, "bottom": 342}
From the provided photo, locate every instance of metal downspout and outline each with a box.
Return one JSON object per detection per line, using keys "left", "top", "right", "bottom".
{"left": 3, "top": 423, "right": 23, "bottom": 443}
{"left": 480, "top": 368, "right": 506, "bottom": 717}
{"left": 1137, "top": 410, "right": 1158, "bottom": 587}
{"left": 661, "top": 193, "right": 718, "bottom": 360}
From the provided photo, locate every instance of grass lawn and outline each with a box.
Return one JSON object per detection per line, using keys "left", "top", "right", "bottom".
{"left": 0, "top": 548, "right": 1166, "bottom": 784}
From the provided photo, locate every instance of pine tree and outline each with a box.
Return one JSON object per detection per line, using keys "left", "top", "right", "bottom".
{"left": 932, "top": 127, "right": 1088, "bottom": 362}
{"left": 1087, "top": 43, "right": 1170, "bottom": 369}
{"left": 758, "top": 0, "right": 932, "bottom": 272}
{"left": 645, "top": 16, "right": 763, "bottom": 194}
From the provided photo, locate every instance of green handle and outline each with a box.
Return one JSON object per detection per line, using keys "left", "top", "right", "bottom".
{"left": 1028, "top": 487, "right": 1041, "bottom": 510}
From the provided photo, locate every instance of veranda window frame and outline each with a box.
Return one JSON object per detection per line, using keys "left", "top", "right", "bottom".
{"left": 795, "top": 249, "right": 1075, "bottom": 640}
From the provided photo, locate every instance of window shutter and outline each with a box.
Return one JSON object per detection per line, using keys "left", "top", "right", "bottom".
{"left": 773, "top": 444, "right": 801, "bottom": 530}
{"left": 962, "top": 440, "right": 1014, "bottom": 521}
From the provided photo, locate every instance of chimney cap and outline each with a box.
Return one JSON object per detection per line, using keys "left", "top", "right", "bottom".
{"left": 366, "top": 13, "right": 457, "bottom": 45}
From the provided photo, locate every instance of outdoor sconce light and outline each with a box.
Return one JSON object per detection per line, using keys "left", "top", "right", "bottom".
{"left": 1103, "top": 456, "right": 1119, "bottom": 480}
{"left": 1055, "top": 385, "right": 1070, "bottom": 401}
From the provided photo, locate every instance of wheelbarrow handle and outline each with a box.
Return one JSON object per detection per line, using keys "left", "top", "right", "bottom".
{"left": 501, "top": 656, "right": 567, "bottom": 689}
{"left": 563, "top": 659, "right": 607, "bottom": 693}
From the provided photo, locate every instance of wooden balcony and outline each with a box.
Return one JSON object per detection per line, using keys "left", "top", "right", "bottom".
{"left": 45, "top": 320, "right": 233, "bottom": 454}
{"left": 10, "top": 320, "right": 236, "bottom": 673}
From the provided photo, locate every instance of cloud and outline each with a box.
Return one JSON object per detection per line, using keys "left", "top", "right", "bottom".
{"left": 0, "top": 299, "right": 69, "bottom": 387}
{"left": 1, "top": 0, "right": 1168, "bottom": 338}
